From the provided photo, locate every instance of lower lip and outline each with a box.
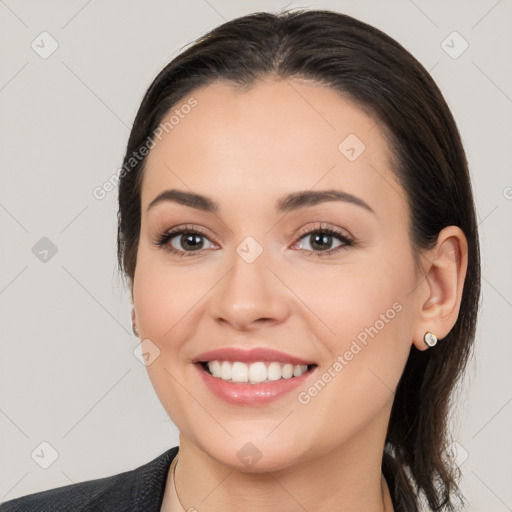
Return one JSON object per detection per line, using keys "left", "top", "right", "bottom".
{"left": 196, "top": 364, "right": 314, "bottom": 406}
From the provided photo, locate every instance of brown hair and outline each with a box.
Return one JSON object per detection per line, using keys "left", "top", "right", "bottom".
{"left": 117, "top": 9, "right": 480, "bottom": 510}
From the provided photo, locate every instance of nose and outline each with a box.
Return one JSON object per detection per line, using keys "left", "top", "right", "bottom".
{"left": 208, "top": 246, "right": 291, "bottom": 332}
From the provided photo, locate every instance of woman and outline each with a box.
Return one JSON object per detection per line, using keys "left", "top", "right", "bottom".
{"left": 1, "top": 8, "right": 480, "bottom": 512}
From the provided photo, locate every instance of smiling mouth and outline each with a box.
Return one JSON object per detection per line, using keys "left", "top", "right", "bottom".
{"left": 200, "top": 360, "right": 317, "bottom": 384}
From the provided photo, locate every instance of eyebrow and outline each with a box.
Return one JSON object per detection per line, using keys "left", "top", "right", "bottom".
{"left": 146, "top": 188, "right": 375, "bottom": 215}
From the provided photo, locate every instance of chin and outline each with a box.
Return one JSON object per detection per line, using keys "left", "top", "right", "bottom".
{"left": 190, "top": 433, "right": 310, "bottom": 474}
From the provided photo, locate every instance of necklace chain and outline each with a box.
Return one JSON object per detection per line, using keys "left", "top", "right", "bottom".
{"left": 172, "top": 456, "right": 187, "bottom": 512}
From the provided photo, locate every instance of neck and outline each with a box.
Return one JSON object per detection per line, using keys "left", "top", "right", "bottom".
{"left": 165, "top": 415, "right": 394, "bottom": 512}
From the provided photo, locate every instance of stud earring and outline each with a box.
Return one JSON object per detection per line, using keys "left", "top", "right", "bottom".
{"left": 424, "top": 331, "right": 438, "bottom": 348}
{"left": 132, "top": 323, "right": 139, "bottom": 337}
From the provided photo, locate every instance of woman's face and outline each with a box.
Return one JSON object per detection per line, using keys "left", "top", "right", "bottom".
{"left": 132, "top": 78, "right": 426, "bottom": 471}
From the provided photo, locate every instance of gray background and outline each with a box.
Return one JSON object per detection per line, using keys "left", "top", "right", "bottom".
{"left": 0, "top": 1, "right": 511, "bottom": 510}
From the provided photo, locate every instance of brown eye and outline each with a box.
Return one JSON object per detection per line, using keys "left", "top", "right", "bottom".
{"left": 293, "top": 223, "right": 354, "bottom": 257}
{"left": 154, "top": 226, "right": 218, "bottom": 257}
{"left": 299, "top": 232, "right": 343, "bottom": 252}
{"left": 170, "top": 232, "right": 207, "bottom": 252}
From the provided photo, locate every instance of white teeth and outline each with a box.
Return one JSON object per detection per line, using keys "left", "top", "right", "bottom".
{"left": 267, "top": 361, "right": 282, "bottom": 381}
{"left": 231, "top": 362, "right": 248, "bottom": 383}
{"left": 282, "top": 363, "right": 294, "bottom": 379}
{"left": 208, "top": 360, "right": 221, "bottom": 377}
{"left": 248, "top": 362, "right": 267, "bottom": 383}
{"left": 206, "top": 361, "right": 309, "bottom": 383}
{"left": 221, "top": 361, "right": 232, "bottom": 380}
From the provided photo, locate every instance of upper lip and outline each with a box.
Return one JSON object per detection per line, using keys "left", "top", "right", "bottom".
{"left": 193, "top": 347, "right": 315, "bottom": 366}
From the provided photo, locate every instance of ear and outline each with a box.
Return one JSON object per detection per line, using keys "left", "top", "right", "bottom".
{"left": 412, "top": 226, "right": 468, "bottom": 351}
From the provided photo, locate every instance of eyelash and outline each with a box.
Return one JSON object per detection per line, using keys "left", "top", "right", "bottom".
{"left": 153, "top": 223, "right": 354, "bottom": 258}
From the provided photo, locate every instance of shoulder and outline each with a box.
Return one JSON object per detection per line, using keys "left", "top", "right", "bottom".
{"left": 0, "top": 447, "right": 178, "bottom": 512}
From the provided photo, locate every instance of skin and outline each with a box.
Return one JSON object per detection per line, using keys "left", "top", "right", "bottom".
{"left": 131, "top": 77, "right": 468, "bottom": 512}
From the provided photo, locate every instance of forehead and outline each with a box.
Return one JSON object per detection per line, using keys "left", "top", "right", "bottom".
{"left": 141, "top": 78, "right": 405, "bottom": 218}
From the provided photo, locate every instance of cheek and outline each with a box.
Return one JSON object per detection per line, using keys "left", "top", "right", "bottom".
{"left": 132, "top": 250, "right": 207, "bottom": 429}
{"left": 293, "top": 269, "right": 414, "bottom": 446}
{"left": 304, "top": 262, "right": 411, "bottom": 338}
{"left": 133, "top": 247, "right": 204, "bottom": 341}
{"left": 298, "top": 251, "right": 416, "bottom": 389}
